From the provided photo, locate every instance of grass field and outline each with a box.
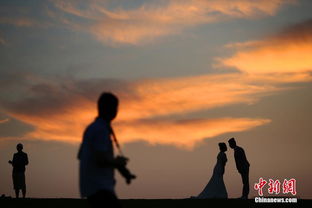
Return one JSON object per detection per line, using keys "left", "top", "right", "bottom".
{"left": 0, "top": 198, "right": 310, "bottom": 208}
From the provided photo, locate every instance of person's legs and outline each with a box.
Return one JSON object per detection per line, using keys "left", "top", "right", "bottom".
{"left": 21, "top": 173, "right": 26, "bottom": 198}
{"left": 14, "top": 189, "right": 19, "bottom": 198}
{"left": 88, "top": 190, "right": 122, "bottom": 208}
{"left": 22, "top": 187, "right": 26, "bottom": 198}
{"left": 13, "top": 173, "right": 19, "bottom": 198}
{"left": 13, "top": 172, "right": 26, "bottom": 198}
{"left": 240, "top": 169, "right": 249, "bottom": 198}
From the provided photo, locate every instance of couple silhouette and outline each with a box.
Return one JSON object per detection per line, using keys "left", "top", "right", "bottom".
{"left": 197, "top": 138, "right": 250, "bottom": 199}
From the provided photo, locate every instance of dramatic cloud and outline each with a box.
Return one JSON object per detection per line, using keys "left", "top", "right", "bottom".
{"left": 3, "top": 19, "right": 312, "bottom": 149}
{"left": 0, "top": 73, "right": 276, "bottom": 148}
{"left": 51, "top": 0, "right": 296, "bottom": 45}
{"left": 1, "top": 5, "right": 311, "bottom": 149}
{"left": 219, "top": 19, "right": 312, "bottom": 75}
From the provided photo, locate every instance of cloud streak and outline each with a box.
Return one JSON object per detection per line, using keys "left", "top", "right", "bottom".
{"left": 116, "top": 118, "right": 270, "bottom": 148}
{"left": 218, "top": 19, "right": 312, "bottom": 75}
{"left": 51, "top": 0, "right": 296, "bottom": 45}
{"left": 117, "top": 74, "right": 280, "bottom": 121}
{"left": 0, "top": 17, "right": 37, "bottom": 27}
{"left": 0, "top": 118, "right": 10, "bottom": 124}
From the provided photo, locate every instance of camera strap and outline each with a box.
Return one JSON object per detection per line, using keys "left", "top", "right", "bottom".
{"left": 109, "top": 125, "right": 124, "bottom": 156}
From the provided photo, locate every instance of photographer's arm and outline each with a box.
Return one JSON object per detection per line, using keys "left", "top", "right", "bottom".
{"left": 95, "top": 151, "right": 128, "bottom": 168}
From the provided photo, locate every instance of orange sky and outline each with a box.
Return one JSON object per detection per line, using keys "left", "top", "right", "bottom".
{"left": 2, "top": 18, "right": 312, "bottom": 149}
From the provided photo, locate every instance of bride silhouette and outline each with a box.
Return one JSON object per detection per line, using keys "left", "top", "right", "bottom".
{"left": 197, "top": 142, "right": 228, "bottom": 199}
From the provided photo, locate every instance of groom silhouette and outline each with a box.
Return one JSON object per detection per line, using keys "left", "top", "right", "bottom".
{"left": 228, "top": 138, "right": 250, "bottom": 199}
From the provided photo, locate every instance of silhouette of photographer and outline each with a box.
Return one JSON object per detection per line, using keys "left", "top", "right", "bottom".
{"left": 228, "top": 138, "right": 250, "bottom": 199}
{"left": 78, "top": 92, "right": 136, "bottom": 208}
{"left": 8, "top": 143, "right": 29, "bottom": 198}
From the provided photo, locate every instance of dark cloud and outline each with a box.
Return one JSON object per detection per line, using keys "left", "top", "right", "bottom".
{"left": 0, "top": 72, "right": 152, "bottom": 117}
{"left": 0, "top": 117, "right": 34, "bottom": 137}
{"left": 273, "top": 18, "right": 312, "bottom": 42}
{"left": 0, "top": 73, "right": 132, "bottom": 117}
{"left": 0, "top": 69, "right": 32, "bottom": 88}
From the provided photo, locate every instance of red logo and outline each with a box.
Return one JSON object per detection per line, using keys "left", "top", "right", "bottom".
{"left": 283, "top": 179, "right": 297, "bottom": 196}
{"left": 254, "top": 177, "right": 267, "bottom": 196}
{"left": 268, "top": 179, "right": 281, "bottom": 194}
{"left": 254, "top": 178, "right": 296, "bottom": 196}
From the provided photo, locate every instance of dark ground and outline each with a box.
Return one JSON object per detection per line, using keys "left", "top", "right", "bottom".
{"left": 0, "top": 198, "right": 310, "bottom": 208}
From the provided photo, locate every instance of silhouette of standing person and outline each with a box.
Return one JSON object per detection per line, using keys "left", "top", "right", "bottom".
{"left": 78, "top": 92, "right": 135, "bottom": 208}
{"left": 8, "top": 143, "right": 29, "bottom": 198}
{"left": 228, "top": 138, "right": 250, "bottom": 199}
{"left": 197, "top": 143, "right": 228, "bottom": 199}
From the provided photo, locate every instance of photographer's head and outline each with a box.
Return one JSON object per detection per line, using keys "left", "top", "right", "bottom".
{"left": 218, "top": 142, "right": 227, "bottom": 152}
{"left": 98, "top": 92, "right": 119, "bottom": 121}
{"left": 228, "top": 137, "right": 236, "bottom": 149}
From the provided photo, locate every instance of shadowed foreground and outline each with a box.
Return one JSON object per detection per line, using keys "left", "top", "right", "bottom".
{"left": 0, "top": 198, "right": 310, "bottom": 208}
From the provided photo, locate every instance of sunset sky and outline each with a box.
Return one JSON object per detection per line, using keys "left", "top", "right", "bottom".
{"left": 0, "top": 0, "right": 312, "bottom": 199}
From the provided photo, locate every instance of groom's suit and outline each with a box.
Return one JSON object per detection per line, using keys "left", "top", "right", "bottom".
{"left": 234, "top": 146, "right": 250, "bottom": 198}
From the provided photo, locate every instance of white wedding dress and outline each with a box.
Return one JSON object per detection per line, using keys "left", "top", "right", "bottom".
{"left": 197, "top": 152, "right": 228, "bottom": 199}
